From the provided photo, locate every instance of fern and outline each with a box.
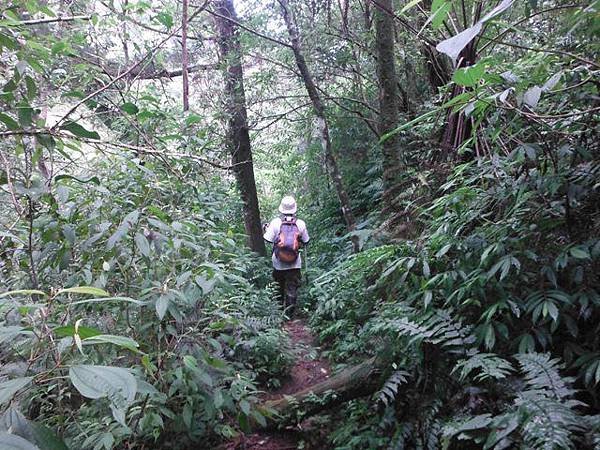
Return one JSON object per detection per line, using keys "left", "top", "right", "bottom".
{"left": 514, "top": 353, "right": 584, "bottom": 450}
{"left": 376, "top": 370, "right": 409, "bottom": 407}
{"left": 453, "top": 352, "right": 514, "bottom": 381}
{"left": 516, "top": 353, "right": 575, "bottom": 399}
{"left": 370, "top": 309, "right": 475, "bottom": 353}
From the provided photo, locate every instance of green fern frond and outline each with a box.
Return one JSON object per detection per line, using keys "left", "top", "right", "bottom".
{"left": 516, "top": 353, "right": 575, "bottom": 399}
{"left": 454, "top": 352, "right": 514, "bottom": 381}
{"left": 517, "top": 394, "right": 581, "bottom": 450}
{"left": 377, "top": 370, "right": 409, "bottom": 406}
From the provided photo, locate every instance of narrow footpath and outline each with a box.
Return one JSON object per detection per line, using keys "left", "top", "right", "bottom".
{"left": 230, "top": 319, "right": 331, "bottom": 450}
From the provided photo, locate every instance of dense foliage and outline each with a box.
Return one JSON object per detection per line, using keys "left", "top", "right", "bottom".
{"left": 1, "top": 0, "right": 599, "bottom": 449}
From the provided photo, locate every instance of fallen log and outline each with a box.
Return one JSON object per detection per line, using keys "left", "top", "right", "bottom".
{"left": 259, "top": 356, "right": 381, "bottom": 427}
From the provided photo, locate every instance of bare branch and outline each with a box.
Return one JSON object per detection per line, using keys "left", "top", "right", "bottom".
{"left": 11, "top": 15, "right": 92, "bottom": 25}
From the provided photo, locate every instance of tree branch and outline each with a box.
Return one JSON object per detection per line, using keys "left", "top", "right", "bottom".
{"left": 12, "top": 15, "right": 92, "bottom": 25}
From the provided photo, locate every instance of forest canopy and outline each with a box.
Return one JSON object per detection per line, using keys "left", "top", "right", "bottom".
{"left": 0, "top": 0, "right": 599, "bottom": 449}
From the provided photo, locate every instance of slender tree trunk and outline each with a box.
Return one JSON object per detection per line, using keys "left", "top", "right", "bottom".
{"left": 214, "top": 0, "right": 266, "bottom": 256}
{"left": 374, "top": 0, "right": 401, "bottom": 198}
{"left": 279, "top": 0, "right": 360, "bottom": 253}
{"left": 181, "top": 0, "right": 190, "bottom": 111}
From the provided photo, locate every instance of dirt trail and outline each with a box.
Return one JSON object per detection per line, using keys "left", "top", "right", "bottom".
{"left": 230, "top": 319, "right": 331, "bottom": 450}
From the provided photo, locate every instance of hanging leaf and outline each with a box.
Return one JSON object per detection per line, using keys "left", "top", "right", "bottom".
{"left": 0, "top": 377, "right": 33, "bottom": 406}
{"left": 195, "top": 275, "right": 216, "bottom": 295}
{"left": 436, "top": 22, "right": 483, "bottom": 61}
{"left": 542, "top": 72, "right": 562, "bottom": 92}
{"left": 59, "top": 121, "right": 100, "bottom": 140}
{"left": 24, "top": 76, "right": 37, "bottom": 100}
{"left": 523, "top": 86, "right": 542, "bottom": 108}
{"left": 436, "top": 0, "right": 514, "bottom": 61}
{"left": 135, "top": 233, "right": 151, "bottom": 257}
{"left": 69, "top": 365, "right": 137, "bottom": 423}
{"left": 155, "top": 294, "right": 170, "bottom": 320}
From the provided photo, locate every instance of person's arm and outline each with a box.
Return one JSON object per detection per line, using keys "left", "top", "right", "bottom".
{"left": 263, "top": 219, "right": 277, "bottom": 243}
{"left": 300, "top": 222, "right": 310, "bottom": 246}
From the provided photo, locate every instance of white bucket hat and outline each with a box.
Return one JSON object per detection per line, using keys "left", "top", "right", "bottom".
{"left": 278, "top": 195, "right": 297, "bottom": 214}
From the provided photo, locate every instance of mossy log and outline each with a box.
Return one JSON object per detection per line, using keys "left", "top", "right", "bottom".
{"left": 260, "top": 357, "right": 381, "bottom": 427}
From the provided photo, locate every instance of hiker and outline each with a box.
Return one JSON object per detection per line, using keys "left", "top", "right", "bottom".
{"left": 263, "top": 195, "right": 309, "bottom": 314}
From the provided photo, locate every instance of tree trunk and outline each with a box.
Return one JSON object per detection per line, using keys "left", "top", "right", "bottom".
{"left": 259, "top": 357, "right": 381, "bottom": 427}
{"left": 374, "top": 0, "right": 401, "bottom": 198}
{"left": 278, "top": 0, "right": 360, "bottom": 253}
{"left": 181, "top": 0, "right": 190, "bottom": 111}
{"left": 214, "top": 0, "right": 266, "bottom": 256}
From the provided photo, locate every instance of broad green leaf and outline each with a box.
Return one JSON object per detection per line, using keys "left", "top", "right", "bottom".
{"left": 0, "top": 112, "right": 19, "bottom": 130}
{"left": 0, "top": 289, "right": 47, "bottom": 298}
{"left": 0, "top": 433, "right": 40, "bottom": 450}
{"left": 0, "top": 326, "right": 30, "bottom": 344}
{"left": 523, "top": 86, "right": 542, "bottom": 108}
{"left": 185, "top": 114, "right": 202, "bottom": 126}
{"left": 155, "top": 294, "right": 170, "bottom": 320}
{"left": 24, "top": 76, "right": 36, "bottom": 100}
{"left": 430, "top": 0, "right": 451, "bottom": 30}
{"left": 453, "top": 64, "right": 485, "bottom": 87}
{"left": 0, "top": 377, "right": 33, "bottom": 406}
{"left": 570, "top": 247, "right": 590, "bottom": 259}
{"left": 57, "top": 286, "right": 109, "bottom": 297}
{"left": 213, "top": 389, "right": 224, "bottom": 409}
{"left": 156, "top": 12, "right": 173, "bottom": 29}
{"left": 0, "top": 406, "right": 33, "bottom": 442}
{"left": 30, "top": 422, "right": 69, "bottom": 450}
{"left": 0, "top": 32, "right": 19, "bottom": 50}
{"left": 53, "top": 325, "right": 102, "bottom": 339}
{"left": 135, "top": 233, "right": 150, "bottom": 257}
{"left": 83, "top": 334, "right": 140, "bottom": 352}
{"left": 17, "top": 103, "right": 34, "bottom": 127}
{"left": 121, "top": 102, "right": 139, "bottom": 114}
{"left": 59, "top": 121, "right": 100, "bottom": 140}
{"left": 195, "top": 275, "right": 216, "bottom": 295}
{"left": 69, "top": 365, "right": 137, "bottom": 406}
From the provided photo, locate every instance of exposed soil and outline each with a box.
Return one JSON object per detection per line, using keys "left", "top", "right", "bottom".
{"left": 230, "top": 319, "right": 331, "bottom": 450}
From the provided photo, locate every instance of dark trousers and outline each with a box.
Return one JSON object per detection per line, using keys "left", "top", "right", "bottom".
{"left": 272, "top": 269, "right": 301, "bottom": 312}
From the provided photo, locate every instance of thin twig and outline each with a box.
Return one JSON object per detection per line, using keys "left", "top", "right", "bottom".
{"left": 10, "top": 15, "right": 92, "bottom": 25}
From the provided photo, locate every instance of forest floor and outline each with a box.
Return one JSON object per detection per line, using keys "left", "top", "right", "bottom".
{"left": 228, "top": 319, "right": 331, "bottom": 450}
